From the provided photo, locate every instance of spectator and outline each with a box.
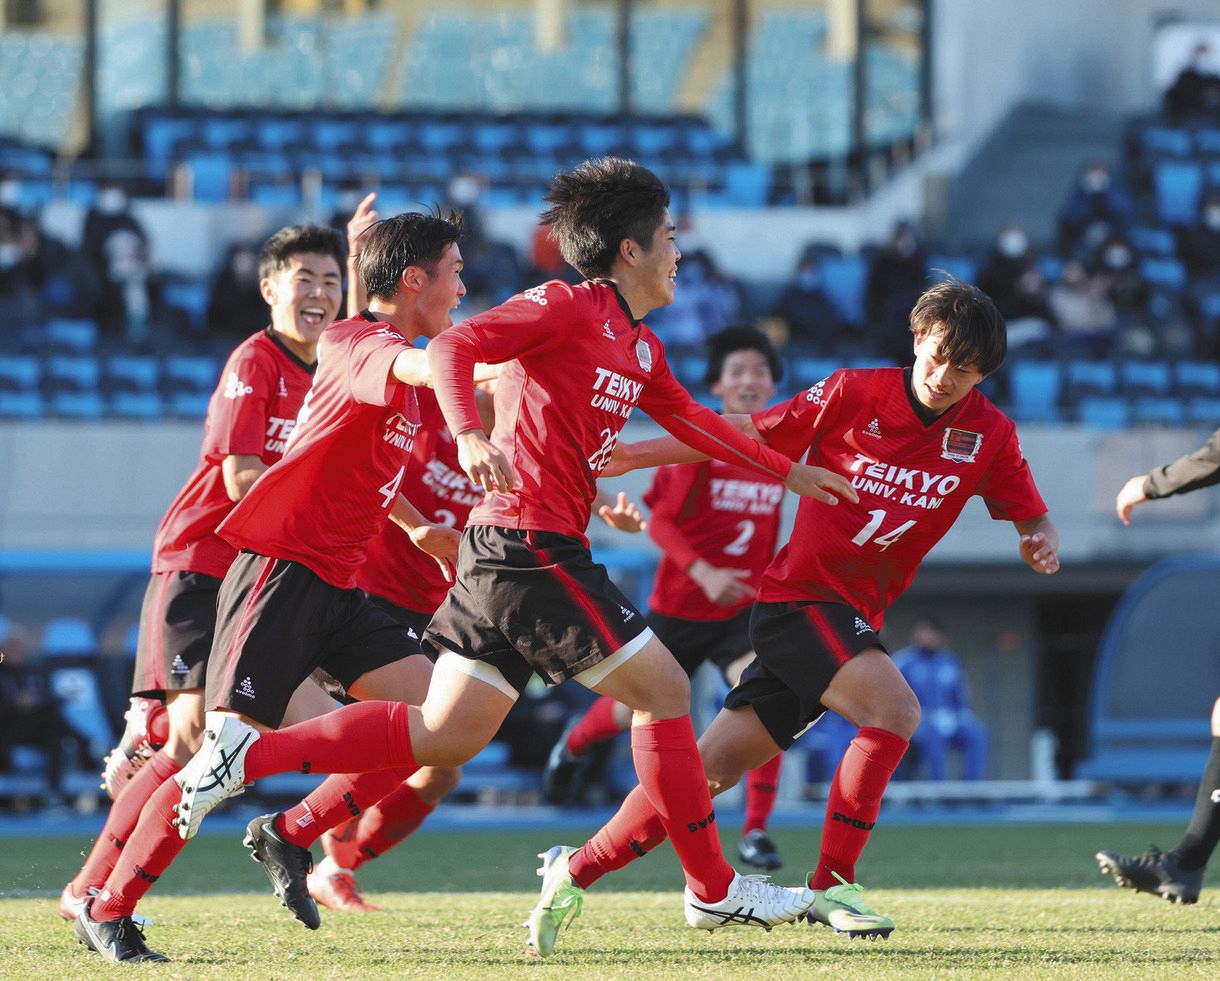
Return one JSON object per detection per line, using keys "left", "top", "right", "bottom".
{"left": 443, "top": 172, "right": 523, "bottom": 309}
{"left": 92, "top": 229, "right": 190, "bottom": 351}
{"left": 1057, "top": 161, "right": 1133, "bottom": 259}
{"left": 1164, "top": 41, "right": 1220, "bottom": 118}
{"left": 772, "top": 252, "right": 850, "bottom": 355}
{"left": 0, "top": 205, "right": 42, "bottom": 327}
{"left": 866, "top": 221, "right": 927, "bottom": 363}
{"left": 1091, "top": 235, "right": 1156, "bottom": 356}
{"left": 977, "top": 223, "right": 1057, "bottom": 353}
{"left": 1048, "top": 259, "right": 1118, "bottom": 357}
{"left": 1179, "top": 189, "right": 1220, "bottom": 283}
{"left": 647, "top": 248, "right": 742, "bottom": 347}
{"left": 205, "top": 242, "right": 267, "bottom": 347}
{"left": 892, "top": 617, "right": 989, "bottom": 781}
{"left": 82, "top": 180, "right": 145, "bottom": 284}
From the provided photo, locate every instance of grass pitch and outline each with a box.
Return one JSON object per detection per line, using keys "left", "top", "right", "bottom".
{"left": 2, "top": 821, "right": 1217, "bottom": 979}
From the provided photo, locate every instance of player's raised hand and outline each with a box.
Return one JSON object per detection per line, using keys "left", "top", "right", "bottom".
{"left": 1019, "top": 531, "right": 1060, "bottom": 575}
{"left": 1114, "top": 475, "right": 1148, "bottom": 525}
{"left": 597, "top": 491, "right": 646, "bottom": 533}
{"left": 457, "top": 429, "right": 515, "bottom": 493}
{"left": 690, "top": 560, "right": 754, "bottom": 606}
{"left": 346, "top": 192, "right": 379, "bottom": 257}
{"left": 408, "top": 523, "right": 461, "bottom": 582}
{"left": 783, "top": 462, "right": 858, "bottom": 506}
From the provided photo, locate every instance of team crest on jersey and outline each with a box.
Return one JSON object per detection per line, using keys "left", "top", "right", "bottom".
{"left": 635, "top": 339, "right": 653, "bottom": 373}
{"left": 942, "top": 428, "right": 983, "bottom": 463}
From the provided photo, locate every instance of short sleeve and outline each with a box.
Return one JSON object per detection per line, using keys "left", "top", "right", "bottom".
{"left": 977, "top": 422, "right": 1048, "bottom": 521}
{"left": 751, "top": 370, "right": 845, "bottom": 461}
{"left": 346, "top": 325, "right": 411, "bottom": 407}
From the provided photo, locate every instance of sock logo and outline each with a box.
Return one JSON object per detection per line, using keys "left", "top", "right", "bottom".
{"left": 630, "top": 839, "right": 647, "bottom": 857}
{"left": 832, "top": 810, "right": 876, "bottom": 831}
{"left": 134, "top": 865, "right": 160, "bottom": 884}
{"left": 300, "top": 761, "right": 313, "bottom": 774}
{"left": 686, "top": 809, "right": 717, "bottom": 833}
{"left": 342, "top": 791, "right": 361, "bottom": 817}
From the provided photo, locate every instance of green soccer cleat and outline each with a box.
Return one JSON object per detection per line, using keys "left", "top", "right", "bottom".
{"left": 805, "top": 870, "right": 895, "bottom": 939}
{"left": 525, "top": 845, "right": 584, "bottom": 958}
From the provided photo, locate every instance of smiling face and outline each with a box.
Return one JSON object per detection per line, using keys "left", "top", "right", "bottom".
{"left": 262, "top": 252, "right": 343, "bottom": 353}
{"left": 411, "top": 241, "right": 466, "bottom": 340}
{"left": 632, "top": 207, "right": 681, "bottom": 312}
{"left": 911, "top": 329, "right": 986, "bottom": 413}
{"left": 712, "top": 348, "right": 776, "bottom": 415}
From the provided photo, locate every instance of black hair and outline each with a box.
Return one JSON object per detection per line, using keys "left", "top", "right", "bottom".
{"left": 358, "top": 208, "right": 463, "bottom": 300}
{"left": 540, "top": 157, "right": 670, "bottom": 279}
{"left": 909, "top": 278, "right": 1007, "bottom": 376}
{"left": 258, "top": 224, "right": 345, "bottom": 281}
{"left": 704, "top": 325, "right": 783, "bottom": 386}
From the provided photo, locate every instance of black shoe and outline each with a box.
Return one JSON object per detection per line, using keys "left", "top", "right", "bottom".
{"left": 73, "top": 901, "right": 170, "bottom": 963}
{"left": 243, "top": 812, "right": 321, "bottom": 929}
{"left": 543, "top": 719, "right": 585, "bottom": 806}
{"left": 1096, "top": 846, "right": 1203, "bottom": 904}
{"left": 738, "top": 829, "right": 784, "bottom": 871}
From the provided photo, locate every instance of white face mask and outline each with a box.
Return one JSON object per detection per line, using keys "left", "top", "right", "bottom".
{"left": 1204, "top": 207, "right": 1220, "bottom": 230}
{"left": 97, "top": 188, "right": 127, "bottom": 214}
{"left": 998, "top": 231, "right": 1028, "bottom": 259}
{"left": 1104, "top": 245, "right": 1131, "bottom": 269}
{"left": 0, "top": 243, "right": 21, "bottom": 269}
{"left": 0, "top": 181, "right": 20, "bottom": 207}
{"left": 447, "top": 176, "right": 480, "bottom": 207}
{"left": 1081, "top": 170, "right": 1110, "bottom": 194}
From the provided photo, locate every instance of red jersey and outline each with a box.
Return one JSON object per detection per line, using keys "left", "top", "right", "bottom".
{"left": 151, "top": 328, "right": 314, "bottom": 578}
{"left": 753, "top": 368, "right": 1047, "bottom": 627}
{"left": 428, "top": 280, "right": 794, "bottom": 543}
{"left": 217, "top": 314, "right": 420, "bottom": 590}
{"left": 645, "top": 459, "right": 784, "bottom": 621}
{"left": 358, "top": 388, "right": 483, "bottom": 613}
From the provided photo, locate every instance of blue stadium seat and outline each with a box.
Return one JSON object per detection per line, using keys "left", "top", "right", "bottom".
{"left": 254, "top": 116, "right": 307, "bottom": 152}
{"left": 1140, "top": 125, "right": 1192, "bottom": 158}
{"left": 200, "top": 115, "right": 253, "bottom": 150}
{"left": 167, "top": 391, "right": 212, "bottom": 418}
{"left": 248, "top": 179, "right": 302, "bottom": 207}
{"left": 161, "top": 281, "right": 210, "bottom": 331}
{"left": 1127, "top": 225, "right": 1177, "bottom": 257}
{"left": 0, "top": 354, "right": 41, "bottom": 393}
{"left": 1077, "top": 396, "right": 1129, "bottom": 428}
{"left": 1175, "top": 361, "right": 1220, "bottom": 396}
{"left": 1131, "top": 396, "right": 1185, "bottom": 425}
{"left": 309, "top": 117, "right": 360, "bottom": 152}
{"left": 49, "top": 391, "right": 105, "bottom": 420}
{"left": 1186, "top": 395, "right": 1220, "bottom": 424}
{"left": 44, "top": 355, "right": 102, "bottom": 392}
{"left": 1154, "top": 160, "right": 1204, "bottom": 226}
{"left": 925, "top": 255, "right": 978, "bottom": 285}
{"left": 819, "top": 255, "right": 868, "bottom": 325}
{"left": 1008, "top": 361, "right": 1062, "bottom": 422}
{"left": 1036, "top": 255, "right": 1065, "bottom": 283}
{"left": 184, "top": 150, "right": 235, "bottom": 203}
{"left": 142, "top": 114, "right": 197, "bottom": 179}
{"left": 1139, "top": 256, "right": 1187, "bottom": 292}
{"left": 110, "top": 391, "right": 165, "bottom": 420}
{"left": 1064, "top": 360, "right": 1118, "bottom": 399}
{"left": 45, "top": 319, "right": 99, "bottom": 354}
{"left": 103, "top": 354, "right": 159, "bottom": 394}
{"left": 723, "top": 162, "right": 771, "bottom": 207}
{"left": 791, "top": 356, "right": 840, "bottom": 389}
{"left": 162, "top": 355, "right": 218, "bottom": 394}
{"left": 1119, "top": 360, "right": 1171, "bottom": 397}
{"left": 41, "top": 616, "right": 96, "bottom": 655}
{"left": 1195, "top": 128, "right": 1220, "bottom": 156}
{"left": 0, "top": 391, "right": 44, "bottom": 418}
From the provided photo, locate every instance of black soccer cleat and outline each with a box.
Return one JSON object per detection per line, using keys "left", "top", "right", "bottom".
{"left": 543, "top": 718, "right": 585, "bottom": 806}
{"left": 738, "top": 829, "right": 784, "bottom": 871}
{"left": 73, "top": 900, "right": 170, "bottom": 963}
{"left": 1096, "top": 846, "right": 1203, "bottom": 905}
{"left": 244, "top": 812, "right": 322, "bottom": 929}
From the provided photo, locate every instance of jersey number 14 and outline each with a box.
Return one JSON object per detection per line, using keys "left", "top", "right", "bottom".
{"left": 851, "top": 509, "right": 916, "bottom": 551}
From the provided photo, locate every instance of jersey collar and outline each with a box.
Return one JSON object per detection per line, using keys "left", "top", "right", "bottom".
{"left": 588, "top": 278, "right": 642, "bottom": 329}
{"left": 265, "top": 325, "right": 317, "bottom": 373}
{"left": 903, "top": 367, "right": 965, "bottom": 428}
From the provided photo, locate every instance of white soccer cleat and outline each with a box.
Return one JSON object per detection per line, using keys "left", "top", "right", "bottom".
{"left": 684, "top": 871, "right": 815, "bottom": 932}
{"left": 173, "top": 712, "right": 258, "bottom": 840}
{"left": 525, "top": 845, "right": 584, "bottom": 958}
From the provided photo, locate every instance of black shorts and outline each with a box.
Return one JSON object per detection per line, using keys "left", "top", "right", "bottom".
{"left": 724, "top": 600, "right": 886, "bottom": 750}
{"left": 131, "top": 571, "right": 222, "bottom": 697}
{"left": 424, "top": 526, "right": 651, "bottom": 695}
{"left": 311, "top": 595, "right": 436, "bottom": 703}
{"left": 207, "top": 552, "right": 423, "bottom": 728}
{"left": 648, "top": 608, "right": 754, "bottom": 682}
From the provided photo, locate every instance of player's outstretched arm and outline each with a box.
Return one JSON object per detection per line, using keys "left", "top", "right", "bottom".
{"left": 390, "top": 493, "right": 461, "bottom": 581}
{"left": 1015, "top": 514, "right": 1060, "bottom": 574}
{"left": 607, "top": 412, "right": 758, "bottom": 475}
{"left": 345, "top": 192, "right": 378, "bottom": 318}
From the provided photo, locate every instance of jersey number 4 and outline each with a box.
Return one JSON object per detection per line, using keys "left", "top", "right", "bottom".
{"left": 379, "top": 466, "right": 405, "bottom": 510}
{"left": 851, "top": 508, "right": 916, "bottom": 551}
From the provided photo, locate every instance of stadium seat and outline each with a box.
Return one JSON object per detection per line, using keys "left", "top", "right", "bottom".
{"left": 1119, "top": 360, "right": 1171, "bottom": 397}
{"left": 49, "top": 391, "right": 106, "bottom": 420}
{"left": 309, "top": 117, "right": 360, "bottom": 152}
{"left": 1127, "top": 225, "right": 1177, "bottom": 258}
{"left": 792, "top": 356, "right": 840, "bottom": 389}
{"left": 162, "top": 355, "right": 218, "bottom": 395}
{"left": 110, "top": 391, "right": 165, "bottom": 420}
{"left": 184, "top": 150, "right": 235, "bottom": 203}
{"left": 254, "top": 116, "right": 307, "bottom": 152}
{"left": 103, "top": 354, "right": 159, "bottom": 394}
{"left": 40, "top": 617, "right": 96, "bottom": 656}
{"left": 1139, "top": 125, "right": 1192, "bottom": 158}
{"left": 1195, "top": 128, "right": 1220, "bottom": 156}
{"left": 1185, "top": 395, "right": 1220, "bottom": 424}
{"left": 0, "top": 354, "right": 41, "bottom": 394}
{"left": 723, "top": 162, "right": 771, "bottom": 207}
{"left": 819, "top": 255, "right": 868, "bottom": 325}
{"left": 1007, "top": 361, "right": 1062, "bottom": 422}
{"left": 1175, "top": 361, "right": 1220, "bottom": 396}
{"left": 925, "top": 255, "right": 978, "bottom": 285}
{"left": 166, "top": 391, "right": 212, "bottom": 418}
{"left": 44, "top": 319, "right": 99, "bottom": 354}
{"left": 1130, "top": 396, "right": 1186, "bottom": 426}
{"left": 44, "top": 355, "right": 102, "bottom": 393}
{"left": 1139, "top": 256, "right": 1187, "bottom": 293}
{"left": 0, "top": 391, "right": 44, "bottom": 419}
{"left": 1153, "top": 160, "right": 1204, "bottom": 226}
{"left": 1064, "top": 360, "right": 1118, "bottom": 399}
{"left": 1077, "top": 396, "right": 1129, "bottom": 428}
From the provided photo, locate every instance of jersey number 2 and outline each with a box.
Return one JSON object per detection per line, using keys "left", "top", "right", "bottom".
{"left": 851, "top": 508, "right": 915, "bottom": 551}
{"left": 724, "top": 520, "right": 755, "bottom": 556}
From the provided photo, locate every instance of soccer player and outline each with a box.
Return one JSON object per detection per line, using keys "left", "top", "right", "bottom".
{"left": 1095, "top": 438, "right": 1220, "bottom": 904}
{"left": 543, "top": 324, "right": 791, "bottom": 871}
{"left": 60, "top": 223, "right": 345, "bottom": 936}
{"left": 168, "top": 158, "right": 858, "bottom": 959}
{"left": 71, "top": 210, "right": 465, "bottom": 963}
{"left": 537, "top": 278, "right": 1059, "bottom": 948}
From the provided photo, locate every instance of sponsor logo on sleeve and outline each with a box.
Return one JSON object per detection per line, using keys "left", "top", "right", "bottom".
{"left": 223, "top": 372, "right": 254, "bottom": 399}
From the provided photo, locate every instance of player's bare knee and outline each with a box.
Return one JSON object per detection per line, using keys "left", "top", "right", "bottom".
{"left": 703, "top": 762, "right": 744, "bottom": 798}
{"left": 889, "top": 696, "right": 921, "bottom": 740}
{"left": 629, "top": 672, "right": 691, "bottom": 720}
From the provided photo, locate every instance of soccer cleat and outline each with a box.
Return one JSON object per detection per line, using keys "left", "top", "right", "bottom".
{"left": 738, "top": 829, "right": 784, "bottom": 871}
{"left": 805, "top": 871, "right": 895, "bottom": 939}
{"left": 100, "top": 697, "right": 168, "bottom": 800}
{"left": 73, "top": 900, "right": 169, "bottom": 964}
{"left": 307, "top": 855, "right": 381, "bottom": 913}
{"left": 525, "top": 845, "right": 584, "bottom": 957}
{"left": 542, "top": 719, "right": 585, "bottom": 806}
{"left": 684, "top": 871, "right": 815, "bottom": 932}
{"left": 173, "top": 711, "right": 258, "bottom": 839}
{"left": 244, "top": 813, "right": 321, "bottom": 929}
{"left": 58, "top": 883, "right": 96, "bottom": 921}
{"left": 1096, "top": 846, "right": 1203, "bottom": 905}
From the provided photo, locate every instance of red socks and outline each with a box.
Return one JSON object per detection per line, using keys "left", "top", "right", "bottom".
{"left": 72, "top": 751, "right": 181, "bottom": 895}
{"left": 91, "top": 775, "right": 188, "bottom": 922}
{"left": 325, "top": 783, "right": 436, "bottom": 871}
{"left": 810, "top": 726, "right": 907, "bottom": 890}
{"left": 566, "top": 697, "right": 625, "bottom": 757}
{"left": 743, "top": 754, "right": 783, "bottom": 836}
{"left": 629, "top": 716, "right": 733, "bottom": 903}
{"left": 569, "top": 784, "right": 666, "bottom": 889}
{"left": 276, "top": 767, "right": 415, "bottom": 848}
{"left": 244, "top": 700, "right": 415, "bottom": 780}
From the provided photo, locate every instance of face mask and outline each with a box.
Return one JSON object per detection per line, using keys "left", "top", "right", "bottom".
{"left": 447, "top": 177, "right": 480, "bottom": 207}
{"left": 1205, "top": 207, "right": 1220, "bottom": 230}
{"left": 1081, "top": 170, "right": 1110, "bottom": 194}
{"left": 998, "top": 231, "right": 1028, "bottom": 259}
{"left": 1104, "top": 245, "right": 1131, "bottom": 270}
{"left": 0, "top": 243, "right": 21, "bottom": 269}
{"left": 98, "top": 188, "right": 127, "bottom": 214}
{"left": 0, "top": 181, "right": 20, "bottom": 207}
